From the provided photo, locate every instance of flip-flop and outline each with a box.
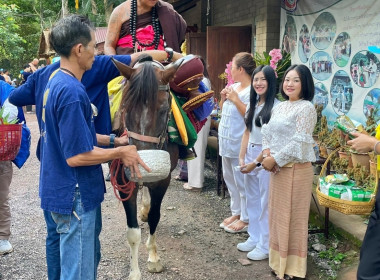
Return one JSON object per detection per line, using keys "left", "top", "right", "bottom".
{"left": 224, "top": 222, "right": 248, "bottom": 233}
{"left": 219, "top": 219, "right": 238, "bottom": 229}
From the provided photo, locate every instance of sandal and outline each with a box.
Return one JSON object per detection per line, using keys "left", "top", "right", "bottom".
{"left": 224, "top": 220, "right": 248, "bottom": 233}
{"left": 219, "top": 216, "right": 239, "bottom": 229}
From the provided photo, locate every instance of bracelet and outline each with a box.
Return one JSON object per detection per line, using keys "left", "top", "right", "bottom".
{"left": 374, "top": 141, "right": 380, "bottom": 155}
{"left": 165, "top": 47, "right": 174, "bottom": 62}
{"left": 109, "top": 134, "right": 116, "bottom": 148}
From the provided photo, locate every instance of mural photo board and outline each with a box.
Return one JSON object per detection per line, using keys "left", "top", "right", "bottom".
{"left": 281, "top": 0, "right": 380, "bottom": 127}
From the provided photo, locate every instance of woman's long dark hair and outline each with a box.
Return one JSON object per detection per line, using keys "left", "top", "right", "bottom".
{"left": 245, "top": 65, "right": 277, "bottom": 131}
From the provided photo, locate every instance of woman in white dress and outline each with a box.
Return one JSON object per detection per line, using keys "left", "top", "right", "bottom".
{"left": 218, "top": 52, "right": 255, "bottom": 233}
{"left": 261, "top": 64, "right": 317, "bottom": 279}
{"left": 237, "top": 65, "right": 280, "bottom": 260}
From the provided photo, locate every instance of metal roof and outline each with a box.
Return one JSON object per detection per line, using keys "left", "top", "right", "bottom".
{"left": 95, "top": 27, "right": 108, "bottom": 44}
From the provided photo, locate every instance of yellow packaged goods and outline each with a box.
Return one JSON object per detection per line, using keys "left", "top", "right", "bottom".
{"left": 325, "top": 174, "right": 349, "bottom": 184}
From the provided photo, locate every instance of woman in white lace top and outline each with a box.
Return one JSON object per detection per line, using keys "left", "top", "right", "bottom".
{"left": 261, "top": 64, "right": 317, "bottom": 280}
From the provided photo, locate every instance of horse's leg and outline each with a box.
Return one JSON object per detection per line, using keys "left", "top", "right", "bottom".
{"left": 145, "top": 181, "right": 169, "bottom": 273}
{"left": 140, "top": 186, "right": 150, "bottom": 222}
{"left": 120, "top": 187, "right": 141, "bottom": 280}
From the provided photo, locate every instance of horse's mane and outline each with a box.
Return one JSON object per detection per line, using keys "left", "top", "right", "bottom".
{"left": 121, "top": 62, "right": 159, "bottom": 128}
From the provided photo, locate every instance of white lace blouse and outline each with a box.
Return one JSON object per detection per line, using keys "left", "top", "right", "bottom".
{"left": 261, "top": 99, "right": 317, "bottom": 167}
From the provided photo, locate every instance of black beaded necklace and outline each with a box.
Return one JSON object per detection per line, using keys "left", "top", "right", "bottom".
{"left": 129, "top": 0, "right": 160, "bottom": 50}
{"left": 60, "top": 68, "right": 77, "bottom": 80}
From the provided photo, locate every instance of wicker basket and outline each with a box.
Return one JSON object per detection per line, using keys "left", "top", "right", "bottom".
{"left": 316, "top": 148, "right": 378, "bottom": 215}
{"left": 0, "top": 124, "right": 22, "bottom": 161}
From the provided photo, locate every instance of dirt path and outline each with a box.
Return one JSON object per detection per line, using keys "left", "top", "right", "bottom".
{"left": 0, "top": 114, "right": 320, "bottom": 280}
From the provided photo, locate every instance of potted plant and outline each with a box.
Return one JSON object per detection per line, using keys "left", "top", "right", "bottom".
{"left": 332, "top": 156, "right": 349, "bottom": 174}
{"left": 313, "top": 104, "right": 324, "bottom": 142}
{"left": 325, "top": 128, "right": 342, "bottom": 155}
{"left": 369, "top": 152, "right": 377, "bottom": 177}
{"left": 347, "top": 166, "right": 376, "bottom": 193}
{"left": 318, "top": 115, "right": 329, "bottom": 158}
{"left": 338, "top": 145, "right": 353, "bottom": 168}
{"left": 351, "top": 151, "right": 370, "bottom": 171}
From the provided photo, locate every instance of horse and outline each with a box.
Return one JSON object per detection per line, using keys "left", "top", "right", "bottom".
{"left": 110, "top": 56, "right": 182, "bottom": 280}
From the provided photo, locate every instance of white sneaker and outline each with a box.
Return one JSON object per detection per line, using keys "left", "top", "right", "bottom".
{"left": 237, "top": 239, "right": 256, "bottom": 252}
{"left": 0, "top": 240, "right": 13, "bottom": 255}
{"left": 247, "top": 248, "right": 268, "bottom": 261}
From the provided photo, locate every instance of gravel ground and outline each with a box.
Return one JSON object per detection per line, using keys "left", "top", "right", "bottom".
{"left": 0, "top": 114, "right": 321, "bottom": 280}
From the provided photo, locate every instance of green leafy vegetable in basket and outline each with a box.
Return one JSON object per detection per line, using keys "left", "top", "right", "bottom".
{"left": 0, "top": 106, "right": 19, "bottom": 125}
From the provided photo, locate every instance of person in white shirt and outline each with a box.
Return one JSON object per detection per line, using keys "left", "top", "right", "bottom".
{"left": 218, "top": 52, "right": 255, "bottom": 233}
{"left": 184, "top": 57, "right": 213, "bottom": 191}
{"left": 237, "top": 65, "right": 280, "bottom": 260}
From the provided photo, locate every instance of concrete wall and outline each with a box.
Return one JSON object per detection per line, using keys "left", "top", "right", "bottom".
{"left": 254, "top": 0, "right": 281, "bottom": 53}
{"left": 211, "top": 0, "right": 255, "bottom": 27}
{"left": 181, "top": 2, "right": 202, "bottom": 31}
{"left": 180, "top": 0, "right": 281, "bottom": 54}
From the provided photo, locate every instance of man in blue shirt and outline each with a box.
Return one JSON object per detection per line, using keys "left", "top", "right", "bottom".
{"left": 9, "top": 36, "right": 181, "bottom": 280}
{"left": 36, "top": 15, "right": 150, "bottom": 280}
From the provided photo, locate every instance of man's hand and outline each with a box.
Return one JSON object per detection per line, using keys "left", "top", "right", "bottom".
{"left": 119, "top": 145, "right": 151, "bottom": 179}
{"left": 347, "top": 132, "right": 377, "bottom": 153}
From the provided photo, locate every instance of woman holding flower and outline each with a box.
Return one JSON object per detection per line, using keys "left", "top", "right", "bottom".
{"left": 261, "top": 64, "right": 316, "bottom": 279}
{"left": 218, "top": 52, "right": 255, "bottom": 233}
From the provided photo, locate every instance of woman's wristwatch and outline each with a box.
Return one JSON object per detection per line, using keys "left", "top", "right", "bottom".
{"left": 253, "top": 159, "right": 261, "bottom": 167}
{"left": 109, "top": 134, "right": 116, "bottom": 148}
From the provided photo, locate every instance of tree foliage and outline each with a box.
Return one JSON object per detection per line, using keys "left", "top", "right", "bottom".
{"left": 0, "top": 0, "right": 124, "bottom": 78}
{"left": 0, "top": 4, "right": 25, "bottom": 61}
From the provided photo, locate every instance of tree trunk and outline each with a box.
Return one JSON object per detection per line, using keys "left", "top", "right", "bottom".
{"left": 62, "top": 0, "right": 69, "bottom": 17}
{"left": 104, "top": 0, "right": 113, "bottom": 24}
{"left": 91, "top": 0, "right": 98, "bottom": 14}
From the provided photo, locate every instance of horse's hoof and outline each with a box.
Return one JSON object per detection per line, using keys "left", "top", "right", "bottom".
{"left": 128, "top": 271, "right": 141, "bottom": 280}
{"left": 147, "top": 260, "right": 164, "bottom": 273}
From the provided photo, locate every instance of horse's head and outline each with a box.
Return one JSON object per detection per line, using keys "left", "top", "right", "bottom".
{"left": 112, "top": 56, "right": 181, "bottom": 150}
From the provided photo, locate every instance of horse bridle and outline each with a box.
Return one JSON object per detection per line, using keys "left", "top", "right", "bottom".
{"left": 122, "top": 60, "right": 172, "bottom": 150}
